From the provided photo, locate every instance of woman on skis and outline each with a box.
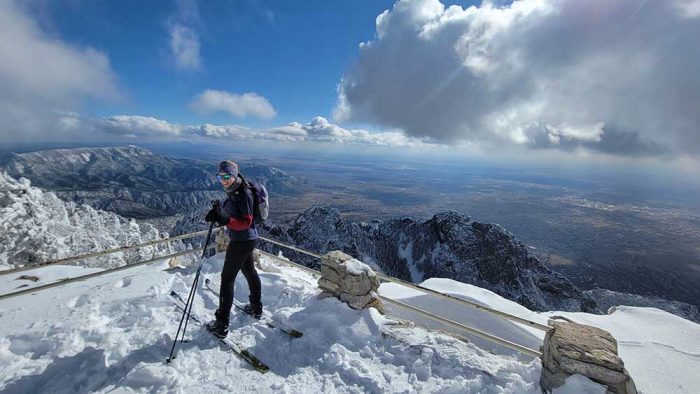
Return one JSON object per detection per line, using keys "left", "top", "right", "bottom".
{"left": 204, "top": 160, "right": 262, "bottom": 338}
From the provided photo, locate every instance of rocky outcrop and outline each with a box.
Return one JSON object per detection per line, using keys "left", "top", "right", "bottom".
{"left": 541, "top": 318, "right": 637, "bottom": 393}
{"left": 318, "top": 251, "right": 384, "bottom": 313}
{"left": 260, "top": 206, "right": 597, "bottom": 313}
{"left": 585, "top": 288, "right": 700, "bottom": 323}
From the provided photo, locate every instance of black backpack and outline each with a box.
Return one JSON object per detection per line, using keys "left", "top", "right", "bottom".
{"left": 239, "top": 174, "right": 269, "bottom": 223}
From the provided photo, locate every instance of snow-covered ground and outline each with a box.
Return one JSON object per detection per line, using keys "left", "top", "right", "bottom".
{"left": 0, "top": 252, "right": 697, "bottom": 393}
{"left": 387, "top": 278, "right": 700, "bottom": 394}
{"left": 0, "top": 265, "right": 103, "bottom": 294}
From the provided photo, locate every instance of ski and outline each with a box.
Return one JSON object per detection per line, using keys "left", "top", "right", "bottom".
{"left": 203, "top": 277, "right": 303, "bottom": 339}
{"left": 169, "top": 291, "right": 270, "bottom": 374}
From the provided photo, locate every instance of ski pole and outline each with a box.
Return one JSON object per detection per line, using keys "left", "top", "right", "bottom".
{"left": 166, "top": 216, "right": 216, "bottom": 363}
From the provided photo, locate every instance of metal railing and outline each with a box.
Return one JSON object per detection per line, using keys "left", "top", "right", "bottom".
{"left": 374, "top": 272, "right": 551, "bottom": 331}
{"left": 0, "top": 248, "right": 210, "bottom": 301}
{"left": 254, "top": 245, "right": 543, "bottom": 358}
{"left": 1, "top": 228, "right": 547, "bottom": 357}
{"left": 258, "top": 236, "right": 323, "bottom": 259}
{"left": 258, "top": 235, "right": 550, "bottom": 332}
{"left": 0, "top": 230, "right": 209, "bottom": 276}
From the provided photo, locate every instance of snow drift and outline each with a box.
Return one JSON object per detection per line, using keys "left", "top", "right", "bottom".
{"left": 0, "top": 252, "right": 698, "bottom": 393}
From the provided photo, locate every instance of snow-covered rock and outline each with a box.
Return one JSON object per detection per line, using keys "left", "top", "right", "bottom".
{"left": 0, "top": 172, "right": 174, "bottom": 270}
{"left": 541, "top": 319, "right": 637, "bottom": 393}
{"left": 318, "top": 250, "right": 384, "bottom": 312}
{"left": 585, "top": 288, "right": 700, "bottom": 323}
{"left": 260, "top": 207, "right": 596, "bottom": 313}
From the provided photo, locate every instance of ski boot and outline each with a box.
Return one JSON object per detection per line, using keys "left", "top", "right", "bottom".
{"left": 242, "top": 300, "right": 263, "bottom": 319}
{"left": 206, "top": 309, "right": 229, "bottom": 338}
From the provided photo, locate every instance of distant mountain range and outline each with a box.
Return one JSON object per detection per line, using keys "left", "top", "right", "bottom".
{"left": 0, "top": 146, "right": 304, "bottom": 219}
{"left": 3, "top": 146, "right": 697, "bottom": 321}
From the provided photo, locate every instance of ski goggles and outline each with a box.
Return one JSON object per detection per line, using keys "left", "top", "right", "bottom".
{"left": 216, "top": 173, "right": 233, "bottom": 182}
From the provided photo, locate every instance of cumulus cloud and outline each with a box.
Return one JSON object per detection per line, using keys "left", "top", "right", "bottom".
{"left": 98, "top": 115, "right": 182, "bottom": 137}
{"left": 189, "top": 124, "right": 252, "bottom": 138}
{"left": 264, "top": 116, "right": 431, "bottom": 147}
{"left": 168, "top": 0, "right": 202, "bottom": 71}
{"left": 268, "top": 124, "right": 308, "bottom": 137}
{"left": 190, "top": 89, "right": 277, "bottom": 120}
{"left": 81, "top": 114, "right": 428, "bottom": 147}
{"left": 0, "top": 0, "right": 119, "bottom": 142}
{"left": 335, "top": 0, "right": 700, "bottom": 156}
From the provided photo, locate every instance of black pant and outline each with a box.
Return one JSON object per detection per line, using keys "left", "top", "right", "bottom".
{"left": 218, "top": 239, "right": 260, "bottom": 324}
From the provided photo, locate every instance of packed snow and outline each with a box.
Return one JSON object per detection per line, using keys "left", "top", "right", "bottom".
{"left": 0, "top": 265, "right": 103, "bottom": 294}
{"left": 0, "top": 254, "right": 543, "bottom": 393}
{"left": 342, "top": 258, "right": 376, "bottom": 277}
{"left": 396, "top": 278, "right": 700, "bottom": 393}
{"left": 1, "top": 250, "right": 697, "bottom": 393}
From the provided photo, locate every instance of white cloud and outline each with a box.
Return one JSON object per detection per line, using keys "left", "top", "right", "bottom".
{"left": 82, "top": 114, "right": 429, "bottom": 147}
{"left": 335, "top": 0, "right": 700, "bottom": 156}
{"left": 56, "top": 111, "right": 82, "bottom": 132}
{"left": 285, "top": 116, "right": 430, "bottom": 147}
{"left": 169, "top": 24, "right": 201, "bottom": 71}
{"left": 167, "top": 0, "right": 202, "bottom": 71}
{"left": 676, "top": 0, "right": 700, "bottom": 18}
{"left": 305, "top": 117, "right": 353, "bottom": 137}
{"left": 190, "top": 89, "right": 277, "bottom": 120}
{"left": 99, "top": 115, "right": 182, "bottom": 137}
{"left": 546, "top": 123, "right": 605, "bottom": 144}
{"left": 188, "top": 124, "right": 252, "bottom": 138}
{"left": 268, "top": 124, "right": 308, "bottom": 137}
{"left": 0, "top": 0, "right": 119, "bottom": 142}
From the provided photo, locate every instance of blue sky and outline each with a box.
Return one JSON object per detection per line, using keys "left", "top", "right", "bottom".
{"left": 31, "top": 0, "right": 406, "bottom": 126}
{"left": 0, "top": 0, "right": 698, "bottom": 173}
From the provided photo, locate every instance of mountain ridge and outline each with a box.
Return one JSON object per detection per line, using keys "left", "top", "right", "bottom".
{"left": 260, "top": 206, "right": 597, "bottom": 313}
{"left": 0, "top": 146, "right": 304, "bottom": 219}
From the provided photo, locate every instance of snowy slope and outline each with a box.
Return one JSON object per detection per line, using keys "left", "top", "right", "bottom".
{"left": 0, "top": 254, "right": 545, "bottom": 393}
{"left": 544, "top": 306, "right": 700, "bottom": 394}
{"left": 1, "top": 250, "right": 697, "bottom": 393}
{"left": 383, "top": 278, "right": 700, "bottom": 394}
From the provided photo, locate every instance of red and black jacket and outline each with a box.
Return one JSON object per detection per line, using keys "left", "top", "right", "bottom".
{"left": 221, "top": 180, "right": 258, "bottom": 241}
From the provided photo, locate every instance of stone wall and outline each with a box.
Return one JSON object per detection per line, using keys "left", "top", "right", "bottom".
{"left": 214, "top": 227, "right": 228, "bottom": 254}
{"left": 541, "top": 317, "right": 637, "bottom": 393}
{"left": 317, "top": 250, "right": 384, "bottom": 313}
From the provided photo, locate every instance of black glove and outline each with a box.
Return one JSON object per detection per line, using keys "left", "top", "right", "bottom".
{"left": 205, "top": 207, "right": 223, "bottom": 224}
